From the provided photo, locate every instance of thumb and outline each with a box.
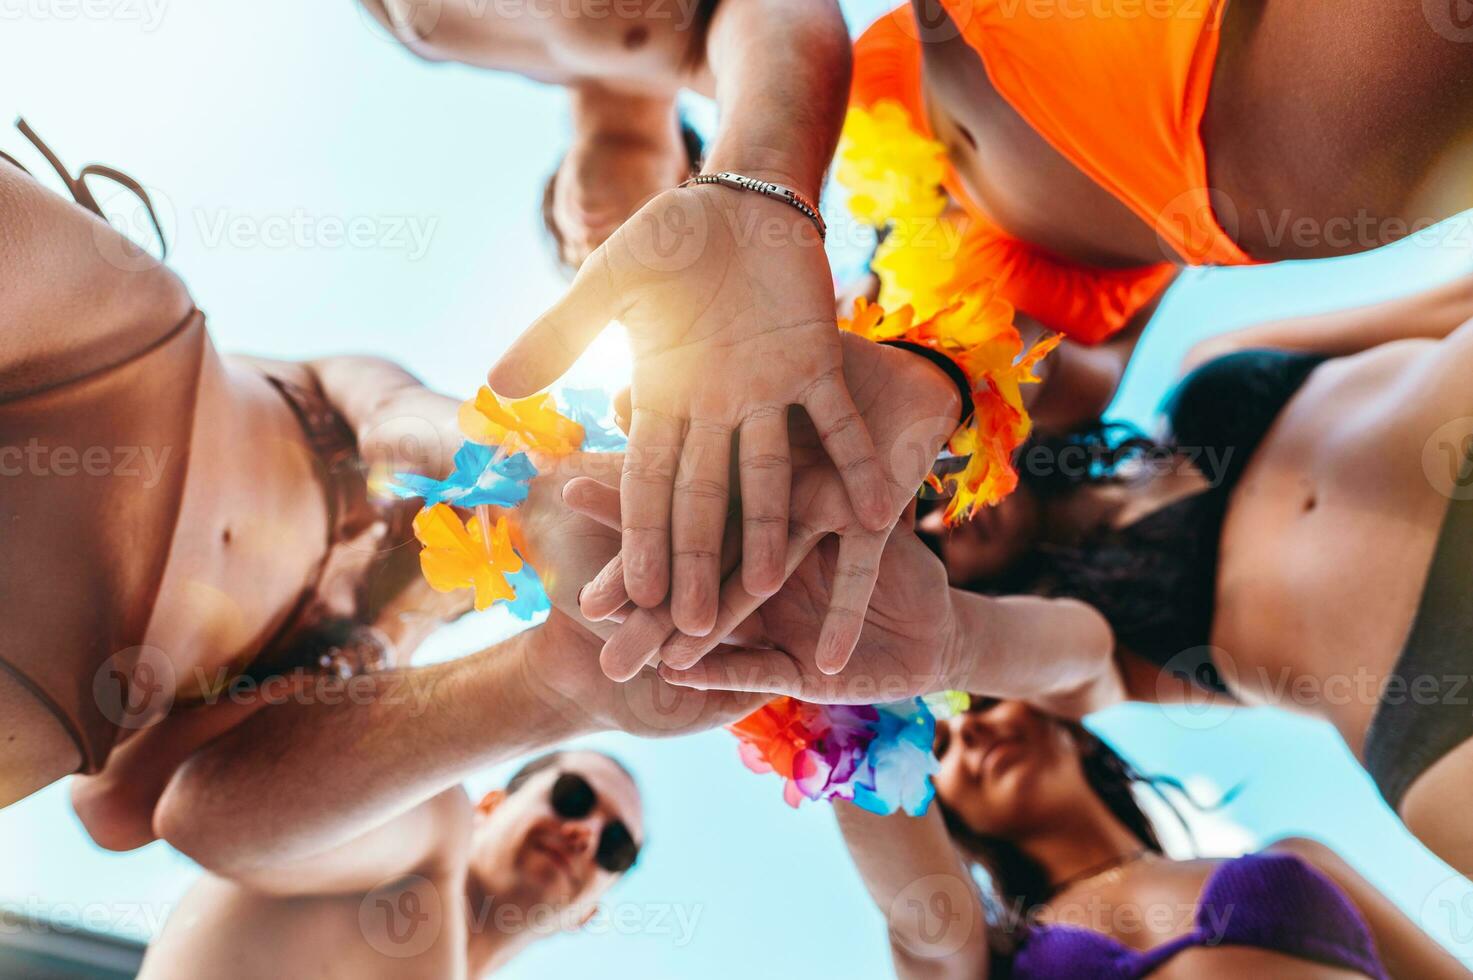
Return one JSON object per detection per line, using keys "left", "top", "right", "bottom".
{"left": 487, "top": 253, "right": 616, "bottom": 397}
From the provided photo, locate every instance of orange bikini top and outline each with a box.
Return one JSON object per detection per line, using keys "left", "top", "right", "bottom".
{"left": 852, "top": 2, "right": 1248, "bottom": 345}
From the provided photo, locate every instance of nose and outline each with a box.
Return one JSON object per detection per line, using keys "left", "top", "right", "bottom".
{"left": 556, "top": 818, "right": 597, "bottom": 857}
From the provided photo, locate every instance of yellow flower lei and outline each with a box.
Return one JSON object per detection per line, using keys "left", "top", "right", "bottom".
{"left": 410, "top": 389, "right": 589, "bottom": 610}
{"left": 836, "top": 101, "right": 1061, "bottom": 522}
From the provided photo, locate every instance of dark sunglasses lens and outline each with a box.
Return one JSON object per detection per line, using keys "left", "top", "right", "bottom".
{"left": 550, "top": 773, "right": 596, "bottom": 820}
{"left": 596, "top": 821, "right": 639, "bottom": 874}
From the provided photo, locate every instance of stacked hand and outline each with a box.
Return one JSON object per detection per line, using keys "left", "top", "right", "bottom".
{"left": 488, "top": 186, "right": 910, "bottom": 645}
{"left": 573, "top": 332, "right": 961, "bottom": 681}
{"left": 568, "top": 475, "right": 967, "bottom": 704}
{"left": 508, "top": 457, "right": 763, "bottom": 737}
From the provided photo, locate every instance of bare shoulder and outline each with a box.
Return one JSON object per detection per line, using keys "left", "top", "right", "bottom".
{"left": 1263, "top": 835, "right": 1345, "bottom": 871}
{"left": 0, "top": 164, "right": 192, "bottom": 397}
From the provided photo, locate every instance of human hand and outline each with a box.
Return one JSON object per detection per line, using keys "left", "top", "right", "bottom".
{"left": 658, "top": 511, "right": 967, "bottom": 705}
{"left": 488, "top": 184, "right": 894, "bottom": 639}
{"left": 572, "top": 332, "right": 961, "bottom": 681}
{"left": 520, "top": 608, "right": 765, "bottom": 740}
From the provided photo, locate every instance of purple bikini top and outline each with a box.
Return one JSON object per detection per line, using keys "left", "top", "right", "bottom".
{"left": 1013, "top": 852, "right": 1388, "bottom": 980}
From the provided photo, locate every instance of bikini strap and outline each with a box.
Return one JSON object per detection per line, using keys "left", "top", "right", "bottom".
{"left": 6, "top": 117, "right": 169, "bottom": 259}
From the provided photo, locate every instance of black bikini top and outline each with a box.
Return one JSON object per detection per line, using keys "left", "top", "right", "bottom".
{"left": 1043, "top": 349, "right": 1329, "bottom": 693}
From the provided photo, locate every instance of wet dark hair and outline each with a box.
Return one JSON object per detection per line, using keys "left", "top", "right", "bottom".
{"left": 954, "top": 421, "right": 1226, "bottom": 687}
{"left": 541, "top": 117, "right": 706, "bottom": 273}
{"left": 936, "top": 719, "right": 1171, "bottom": 953}
{"left": 505, "top": 750, "right": 638, "bottom": 796}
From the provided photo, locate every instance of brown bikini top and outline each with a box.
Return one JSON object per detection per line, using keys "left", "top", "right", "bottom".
{"left": 243, "top": 375, "right": 425, "bottom": 682}
{"left": 0, "top": 122, "right": 430, "bottom": 774}
{"left": 0, "top": 120, "right": 201, "bottom": 773}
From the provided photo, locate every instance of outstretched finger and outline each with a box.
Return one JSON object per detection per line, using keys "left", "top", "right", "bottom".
{"left": 658, "top": 524, "right": 826, "bottom": 670}
{"left": 670, "top": 418, "right": 733, "bottom": 637}
{"left": 737, "top": 407, "right": 791, "bottom": 599}
{"left": 488, "top": 251, "right": 617, "bottom": 397}
{"left": 599, "top": 605, "right": 678, "bottom": 682}
{"left": 621, "top": 404, "right": 683, "bottom": 608}
{"left": 801, "top": 369, "right": 892, "bottom": 532}
{"left": 815, "top": 530, "right": 887, "bottom": 675}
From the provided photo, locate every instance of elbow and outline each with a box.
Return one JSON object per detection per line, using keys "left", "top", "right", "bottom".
{"left": 70, "top": 775, "right": 160, "bottom": 853}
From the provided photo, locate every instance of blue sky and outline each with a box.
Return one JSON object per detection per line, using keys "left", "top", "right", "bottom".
{"left": 3, "top": 0, "right": 1473, "bottom": 975}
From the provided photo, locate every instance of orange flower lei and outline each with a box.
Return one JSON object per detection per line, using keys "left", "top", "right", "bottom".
{"left": 840, "top": 295, "right": 1059, "bottom": 522}
{"left": 837, "top": 101, "right": 1061, "bottom": 522}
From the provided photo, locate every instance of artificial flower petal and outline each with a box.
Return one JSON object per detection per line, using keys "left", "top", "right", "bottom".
{"left": 836, "top": 101, "right": 949, "bottom": 227}
{"left": 386, "top": 442, "right": 537, "bottom": 508}
{"left": 559, "top": 387, "right": 628, "bottom": 452}
{"left": 412, "top": 503, "right": 522, "bottom": 612}
{"left": 459, "top": 388, "right": 585, "bottom": 456}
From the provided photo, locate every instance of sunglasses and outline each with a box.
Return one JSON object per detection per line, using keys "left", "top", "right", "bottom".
{"left": 549, "top": 772, "right": 640, "bottom": 874}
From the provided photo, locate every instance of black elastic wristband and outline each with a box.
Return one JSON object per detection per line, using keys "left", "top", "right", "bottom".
{"left": 881, "top": 340, "right": 975, "bottom": 427}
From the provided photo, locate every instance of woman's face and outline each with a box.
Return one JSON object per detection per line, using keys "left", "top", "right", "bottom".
{"left": 918, "top": 487, "right": 1042, "bottom": 586}
{"left": 932, "top": 700, "right": 1094, "bottom": 839}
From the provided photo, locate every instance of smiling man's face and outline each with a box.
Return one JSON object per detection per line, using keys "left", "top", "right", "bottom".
{"left": 469, "top": 752, "right": 644, "bottom": 921}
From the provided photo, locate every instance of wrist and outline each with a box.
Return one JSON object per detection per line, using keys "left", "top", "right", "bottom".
{"left": 880, "top": 341, "right": 970, "bottom": 427}
{"left": 699, "top": 145, "right": 822, "bottom": 203}
{"left": 512, "top": 618, "right": 604, "bottom": 742}
{"left": 940, "top": 589, "right": 981, "bottom": 693}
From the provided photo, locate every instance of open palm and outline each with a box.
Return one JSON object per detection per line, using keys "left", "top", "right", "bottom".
{"left": 489, "top": 186, "right": 895, "bottom": 641}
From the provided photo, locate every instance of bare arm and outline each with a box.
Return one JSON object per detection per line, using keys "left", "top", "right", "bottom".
{"left": 155, "top": 623, "right": 584, "bottom": 880}
{"left": 155, "top": 605, "right": 754, "bottom": 882}
{"left": 1182, "top": 274, "right": 1473, "bottom": 372}
{"left": 701, "top": 0, "right": 850, "bottom": 197}
{"left": 834, "top": 802, "right": 991, "bottom": 980}
{"left": 947, "top": 592, "right": 1124, "bottom": 720}
{"left": 222, "top": 788, "right": 473, "bottom": 899}
{"left": 307, "top": 355, "right": 463, "bottom": 481}
{"left": 1268, "top": 837, "right": 1473, "bottom": 980}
